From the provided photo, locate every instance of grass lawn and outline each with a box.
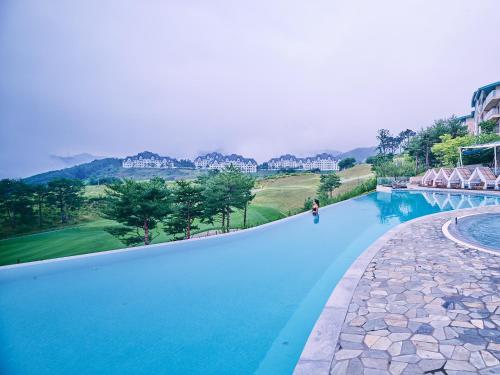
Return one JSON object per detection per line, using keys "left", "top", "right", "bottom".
{"left": 254, "top": 164, "right": 373, "bottom": 213}
{"left": 0, "top": 205, "right": 284, "bottom": 266}
{"left": 0, "top": 164, "right": 372, "bottom": 266}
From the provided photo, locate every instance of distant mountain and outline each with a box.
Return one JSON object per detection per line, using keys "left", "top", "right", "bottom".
{"left": 338, "top": 147, "right": 377, "bottom": 162}
{"left": 24, "top": 158, "right": 123, "bottom": 185}
{"left": 50, "top": 153, "right": 105, "bottom": 168}
{"left": 315, "top": 149, "right": 342, "bottom": 157}
{"left": 297, "top": 149, "right": 342, "bottom": 158}
{"left": 24, "top": 154, "right": 198, "bottom": 185}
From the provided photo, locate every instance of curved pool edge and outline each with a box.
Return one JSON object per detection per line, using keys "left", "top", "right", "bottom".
{"left": 442, "top": 213, "right": 500, "bottom": 256}
{"left": 0, "top": 190, "right": 376, "bottom": 271}
{"left": 292, "top": 204, "right": 500, "bottom": 375}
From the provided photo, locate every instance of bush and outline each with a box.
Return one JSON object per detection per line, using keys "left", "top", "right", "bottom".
{"left": 303, "top": 197, "right": 313, "bottom": 210}
{"left": 315, "top": 178, "right": 376, "bottom": 208}
{"left": 372, "top": 157, "right": 417, "bottom": 178}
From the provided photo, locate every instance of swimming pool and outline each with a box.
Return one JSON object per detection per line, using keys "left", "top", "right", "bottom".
{"left": 447, "top": 212, "right": 500, "bottom": 252}
{"left": 1, "top": 191, "right": 499, "bottom": 375}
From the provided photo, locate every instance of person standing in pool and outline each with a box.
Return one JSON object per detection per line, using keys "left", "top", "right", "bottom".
{"left": 312, "top": 199, "right": 320, "bottom": 216}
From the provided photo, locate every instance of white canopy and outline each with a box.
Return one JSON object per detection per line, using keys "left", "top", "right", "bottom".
{"left": 459, "top": 141, "right": 500, "bottom": 175}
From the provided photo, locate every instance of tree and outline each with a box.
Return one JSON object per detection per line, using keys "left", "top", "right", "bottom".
{"left": 0, "top": 179, "right": 35, "bottom": 229}
{"left": 47, "top": 178, "right": 84, "bottom": 224}
{"left": 338, "top": 157, "right": 356, "bottom": 170}
{"left": 406, "top": 116, "right": 467, "bottom": 169}
{"left": 365, "top": 156, "right": 376, "bottom": 164}
{"left": 239, "top": 174, "right": 256, "bottom": 228}
{"left": 317, "top": 173, "right": 341, "bottom": 198}
{"left": 258, "top": 162, "right": 269, "bottom": 170}
{"left": 372, "top": 157, "right": 416, "bottom": 178}
{"left": 398, "top": 129, "right": 416, "bottom": 150}
{"left": 200, "top": 166, "right": 255, "bottom": 232}
{"left": 105, "top": 178, "right": 170, "bottom": 245}
{"left": 31, "top": 184, "right": 49, "bottom": 227}
{"left": 376, "top": 129, "right": 393, "bottom": 155}
{"left": 165, "top": 180, "right": 204, "bottom": 239}
{"left": 479, "top": 120, "right": 498, "bottom": 134}
{"left": 432, "top": 133, "right": 500, "bottom": 167}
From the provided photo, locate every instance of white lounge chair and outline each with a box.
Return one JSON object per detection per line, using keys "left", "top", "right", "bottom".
{"left": 422, "top": 168, "right": 438, "bottom": 187}
{"left": 467, "top": 167, "right": 496, "bottom": 190}
{"left": 433, "top": 168, "right": 453, "bottom": 188}
{"left": 447, "top": 168, "right": 471, "bottom": 189}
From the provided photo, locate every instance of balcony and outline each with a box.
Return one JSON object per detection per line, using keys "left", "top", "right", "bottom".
{"left": 483, "top": 88, "right": 500, "bottom": 111}
{"left": 483, "top": 107, "right": 500, "bottom": 121}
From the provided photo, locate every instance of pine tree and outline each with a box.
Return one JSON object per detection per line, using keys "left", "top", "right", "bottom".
{"left": 104, "top": 178, "right": 170, "bottom": 245}
{"left": 166, "top": 180, "right": 204, "bottom": 239}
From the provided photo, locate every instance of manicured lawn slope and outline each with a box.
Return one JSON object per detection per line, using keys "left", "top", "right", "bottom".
{"left": 0, "top": 206, "right": 284, "bottom": 266}
{"left": 0, "top": 220, "right": 124, "bottom": 265}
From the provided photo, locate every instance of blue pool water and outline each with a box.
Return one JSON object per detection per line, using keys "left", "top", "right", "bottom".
{"left": 452, "top": 213, "right": 500, "bottom": 251}
{"left": 1, "top": 191, "right": 499, "bottom": 375}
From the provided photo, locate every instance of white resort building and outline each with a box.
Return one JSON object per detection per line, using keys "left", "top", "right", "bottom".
{"left": 122, "top": 151, "right": 178, "bottom": 169}
{"left": 267, "top": 153, "right": 339, "bottom": 171}
{"left": 459, "top": 81, "right": 500, "bottom": 135}
{"left": 194, "top": 152, "right": 257, "bottom": 173}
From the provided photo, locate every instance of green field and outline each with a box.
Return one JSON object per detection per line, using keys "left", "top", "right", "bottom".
{"left": 0, "top": 165, "right": 373, "bottom": 266}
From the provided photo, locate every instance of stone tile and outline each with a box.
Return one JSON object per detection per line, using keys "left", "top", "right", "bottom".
{"left": 335, "top": 349, "right": 363, "bottom": 361}
{"left": 481, "top": 350, "right": 500, "bottom": 367}
{"left": 388, "top": 361, "right": 407, "bottom": 375}
{"left": 346, "top": 357, "right": 364, "bottom": 375}
{"left": 361, "top": 357, "right": 388, "bottom": 370}
{"left": 416, "top": 349, "right": 444, "bottom": 360}
{"left": 470, "top": 350, "right": 486, "bottom": 369}
{"left": 452, "top": 346, "right": 470, "bottom": 361}
{"left": 388, "top": 342, "right": 402, "bottom": 356}
{"left": 330, "top": 360, "right": 349, "bottom": 375}
{"left": 371, "top": 337, "right": 392, "bottom": 351}
{"left": 341, "top": 334, "right": 365, "bottom": 343}
{"left": 444, "top": 360, "right": 477, "bottom": 371}
{"left": 417, "top": 359, "right": 445, "bottom": 373}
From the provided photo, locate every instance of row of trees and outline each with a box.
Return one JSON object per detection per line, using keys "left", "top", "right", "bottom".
{"left": 105, "top": 166, "right": 256, "bottom": 245}
{"left": 0, "top": 178, "right": 85, "bottom": 234}
{"left": 376, "top": 129, "right": 416, "bottom": 155}
{"left": 0, "top": 167, "right": 256, "bottom": 244}
{"left": 371, "top": 116, "right": 500, "bottom": 178}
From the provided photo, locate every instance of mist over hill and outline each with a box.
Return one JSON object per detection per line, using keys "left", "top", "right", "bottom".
{"left": 50, "top": 153, "right": 105, "bottom": 168}
{"left": 22, "top": 146, "right": 377, "bottom": 184}
{"left": 337, "top": 147, "right": 377, "bottom": 162}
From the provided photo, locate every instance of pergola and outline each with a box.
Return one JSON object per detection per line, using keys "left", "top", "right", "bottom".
{"left": 459, "top": 140, "right": 500, "bottom": 175}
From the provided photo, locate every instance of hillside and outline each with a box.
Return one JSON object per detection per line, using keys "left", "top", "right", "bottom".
{"left": 254, "top": 164, "right": 374, "bottom": 213}
{"left": 24, "top": 158, "right": 202, "bottom": 185}
{"left": 337, "top": 146, "right": 377, "bottom": 162}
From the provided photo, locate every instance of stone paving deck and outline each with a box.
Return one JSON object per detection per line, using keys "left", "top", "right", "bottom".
{"left": 329, "top": 207, "right": 500, "bottom": 375}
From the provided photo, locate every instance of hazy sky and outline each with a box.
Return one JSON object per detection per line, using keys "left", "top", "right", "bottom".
{"left": 1, "top": 0, "right": 499, "bottom": 178}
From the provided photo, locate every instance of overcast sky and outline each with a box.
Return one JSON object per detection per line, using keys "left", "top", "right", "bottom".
{"left": 0, "top": 0, "right": 499, "bottom": 178}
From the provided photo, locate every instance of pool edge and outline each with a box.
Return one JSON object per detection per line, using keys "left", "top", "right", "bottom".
{"left": 293, "top": 204, "right": 500, "bottom": 375}
{"left": 442, "top": 213, "right": 500, "bottom": 256}
{"left": 0, "top": 190, "right": 377, "bottom": 270}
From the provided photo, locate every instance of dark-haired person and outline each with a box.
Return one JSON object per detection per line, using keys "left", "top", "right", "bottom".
{"left": 312, "top": 199, "right": 320, "bottom": 216}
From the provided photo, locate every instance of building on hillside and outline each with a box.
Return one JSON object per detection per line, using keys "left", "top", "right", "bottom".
{"left": 305, "top": 153, "right": 339, "bottom": 171}
{"left": 457, "top": 113, "right": 476, "bottom": 135}
{"left": 459, "top": 81, "right": 500, "bottom": 135}
{"left": 122, "top": 151, "right": 179, "bottom": 169}
{"left": 268, "top": 154, "right": 301, "bottom": 170}
{"left": 267, "top": 153, "right": 339, "bottom": 171}
{"left": 194, "top": 152, "right": 257, "bottom": 173}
